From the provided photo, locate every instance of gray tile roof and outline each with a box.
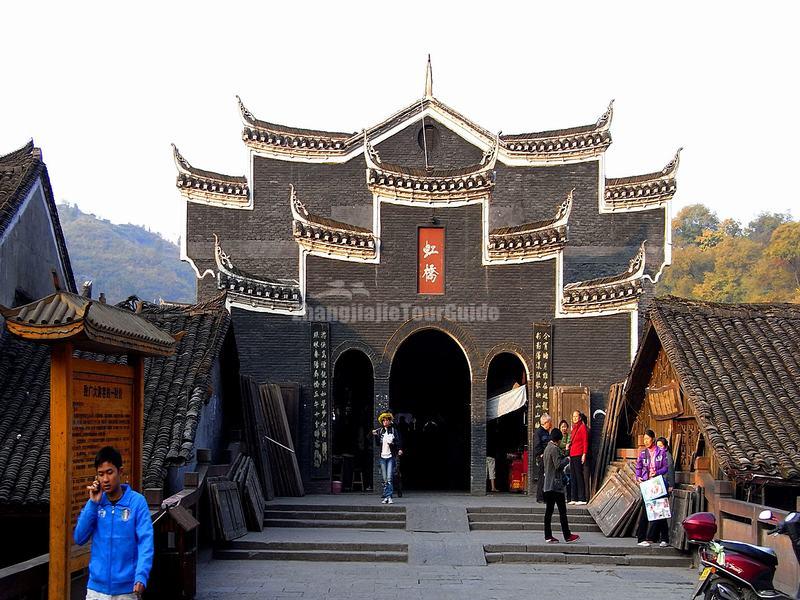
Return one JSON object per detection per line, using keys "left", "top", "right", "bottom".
{"left": 647, "top": 296, "right": 800, "bottom": 484}
{"left": 0, "top": 141, "right": 76, "bottom": 293}
{"left": 0, "top": 293, "right": 233, "bottom": 505}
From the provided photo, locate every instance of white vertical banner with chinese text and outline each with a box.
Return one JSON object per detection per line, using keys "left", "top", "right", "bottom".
{"left": 418, "top": 227, "right": 445, "bottom": 295}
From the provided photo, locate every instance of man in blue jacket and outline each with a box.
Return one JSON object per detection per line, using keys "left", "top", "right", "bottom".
{"left": 74, "top": 446, "right": 154, "bottom": 599}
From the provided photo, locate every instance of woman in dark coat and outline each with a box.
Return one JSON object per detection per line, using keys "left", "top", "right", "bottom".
{"left": 542, "top": 428, "right": 580, "bottom": 544}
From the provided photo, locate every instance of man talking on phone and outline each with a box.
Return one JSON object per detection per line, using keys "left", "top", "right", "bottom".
{"left": 74, "top": 446, "right": 154, "bottom": 599}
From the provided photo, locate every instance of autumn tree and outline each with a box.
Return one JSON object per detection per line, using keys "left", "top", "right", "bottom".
{"left": 672, "top": 204, "right": 720, "bottom": 247}
{"left": 766, "top": 222, "right": 800, "bottom": 288}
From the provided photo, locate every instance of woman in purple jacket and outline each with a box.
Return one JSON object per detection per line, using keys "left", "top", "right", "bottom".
{"left": 635, "top": 430, "right": 669, "bottom": 546}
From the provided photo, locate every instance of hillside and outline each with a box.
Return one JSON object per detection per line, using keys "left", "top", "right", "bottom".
{"left": 57, "top": 203, "right": 197, "bottom": 304}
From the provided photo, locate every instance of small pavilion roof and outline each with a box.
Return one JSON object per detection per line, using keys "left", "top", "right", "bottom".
{"left": 0, "top": 292, "right": 179, "bottom": 356}
{"left": 631, "top": 297, "right": 800, "bottom": 484}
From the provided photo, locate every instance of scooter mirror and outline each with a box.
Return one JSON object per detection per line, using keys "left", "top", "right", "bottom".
{"left": 758, "top": 509, "right": 773, "bottom": 520}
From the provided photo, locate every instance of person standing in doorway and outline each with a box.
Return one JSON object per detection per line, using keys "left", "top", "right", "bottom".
{"left": 534, "top": 413, "right": 554, "bottom": 503}
{"left": 74, "top": 446, "right": 154, "bottom": 599}
{"left": 373, "top": 412, "right": 403, "bottom": 504}
{"left": 567, "top": 410, "right": 588, "bottom": 505}
{"left": 542, "top": 428, "right": 580, "bottom": 544}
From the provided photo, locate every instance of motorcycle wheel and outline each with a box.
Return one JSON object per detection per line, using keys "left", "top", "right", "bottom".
{"left": 703, "top": 577, "right": 744, "bottom": 600}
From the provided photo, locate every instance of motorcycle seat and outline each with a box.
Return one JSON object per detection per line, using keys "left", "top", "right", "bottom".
{"left": 720, "top": 540, "right": 778, "bottom": 567}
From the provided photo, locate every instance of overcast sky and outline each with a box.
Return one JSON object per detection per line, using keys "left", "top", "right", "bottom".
{"left": 2, "top": 2, "right": 797, "bottom": 243}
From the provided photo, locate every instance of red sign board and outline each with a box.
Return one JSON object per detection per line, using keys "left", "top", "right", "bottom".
{"left": 418, "top": 227, "right": 445, "bottom": 294}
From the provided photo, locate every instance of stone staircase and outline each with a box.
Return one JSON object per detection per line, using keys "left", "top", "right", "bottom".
{"left": 263, "top": 504, "right": 406, "bottom": 529}
{"left": 484, "top": 542, "right": 692, "bottom": 567}
{"left": 214, "top": 540, "right": 408, "bottom": 562}
{"left": 467, "top": 505, "right": 601, "bottom": 533}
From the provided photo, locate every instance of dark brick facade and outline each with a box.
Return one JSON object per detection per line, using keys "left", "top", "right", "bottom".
{"left": 186, "top": 112, "right": 667, "bottom": 494}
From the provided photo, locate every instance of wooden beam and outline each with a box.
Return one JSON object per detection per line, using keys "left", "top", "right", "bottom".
{"left": 49, "top": 343, "right": 73, "bottom": 600}
{"left": 132, "top": 355, "right": 145, "bottom": 492}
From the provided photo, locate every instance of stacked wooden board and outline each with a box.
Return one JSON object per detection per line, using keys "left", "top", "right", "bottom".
{"left": 587, "top": 459, "right": 642, "bottom": 537}
{"left": 240, "top": 375, "right": 276, "bottom": 501}
{"left": 669, "top": 485, "right": 706, "bottom": 551}
{"left": 239, "top": 375, "right": 305, "bottom": 498}
{"left": 228, "top": 454, "right": 266, "bottom": 532}
{"left": 591, "top": 381, "right": 626, "bottom": 494}
{"left": 208, "top": 479, "right": 248, "bottom": 542}
{"left": 259, "top": 383, "right": 304, "bottom": 497}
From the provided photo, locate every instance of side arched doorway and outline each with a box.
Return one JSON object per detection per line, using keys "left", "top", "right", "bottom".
{"left": 389, "top": 329, "right": 471, "bottom": 491}
{"left": 332, "top": 349, "right": 374, "bottom": 491}
{"left": 486, "top": 352, "right": 528, "bottom": 492}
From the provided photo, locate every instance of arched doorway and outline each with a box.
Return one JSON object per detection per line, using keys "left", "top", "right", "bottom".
{"left": 389, "top": 329, "right": 471, "bottom": 491}
{"left": 486, "top": 352, "right": 528, "bottom": 492}
{"left": 332, "top": 349, "right": 374, "bottom": 491}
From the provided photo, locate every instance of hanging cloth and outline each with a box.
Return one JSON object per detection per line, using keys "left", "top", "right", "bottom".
{"left": 487, "top": 384, "right": 527, "bottom": 420}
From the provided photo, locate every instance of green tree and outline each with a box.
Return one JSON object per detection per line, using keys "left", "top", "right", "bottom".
{"left": 765, "top": 222, "right": 800, "bottom": 288}
{"left": 745, "top": 211, "right": 792, "bottom": 245}
{"left": 673, "top": 204, "right": 720, "bottom": 247}
{"left": 692, "top": 236, "right": 761, "bottom": 302}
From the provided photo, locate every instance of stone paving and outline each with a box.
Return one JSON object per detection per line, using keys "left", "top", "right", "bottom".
{"left": 197, "top": 493, "right": 699, "bottom": 599}
{"left": 197, "top": 560, "right": 697, "bottom": 600}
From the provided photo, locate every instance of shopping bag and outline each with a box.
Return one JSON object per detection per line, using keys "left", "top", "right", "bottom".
{"left": 639, "top": 475, "right": 667, "bottom": 502}
{"left": 645, "top": 496, "right": 672, "bottom": 521}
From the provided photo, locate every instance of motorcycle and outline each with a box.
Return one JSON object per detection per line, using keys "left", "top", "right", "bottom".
{"left": 682, "top": 509, "right": 800, "bottom": 599}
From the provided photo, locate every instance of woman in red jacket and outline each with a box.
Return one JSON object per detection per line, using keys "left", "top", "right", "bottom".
{"left": 567, "top": 410, "right": 588, "bottom": 504}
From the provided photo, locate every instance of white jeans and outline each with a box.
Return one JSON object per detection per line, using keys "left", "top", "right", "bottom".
{"left": 86, "top": 589, "right": 138, "bottom": 600}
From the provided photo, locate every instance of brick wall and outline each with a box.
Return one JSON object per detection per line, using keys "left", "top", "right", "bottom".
{"left": 186, "top": 113, "right": 665, "bottom": 492}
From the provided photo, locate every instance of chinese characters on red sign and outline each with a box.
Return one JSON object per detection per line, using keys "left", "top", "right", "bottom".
{"left": 418, "top": 227, "right": 444, "bottom": 294}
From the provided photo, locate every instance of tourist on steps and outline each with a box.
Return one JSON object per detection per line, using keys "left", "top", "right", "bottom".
{"left": 558, "top": 419, "right": 572, "bottom": 502}
{"left": 635, "top": 429, "right": 669, "bottom": 547}
{"left": 372, "top": 411, "right": 403, "bottom": 504}
{"left": 567, "top": 410, "right": 588, "bottom": 505}
{"left": 534, "top": 413, "right": 553, "bottom": 503}
{"left": 543, "top": 428, "right": 580, "bottom": 544}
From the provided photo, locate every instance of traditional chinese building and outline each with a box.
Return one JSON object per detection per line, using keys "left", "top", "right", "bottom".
{"left": 174, "top": 61, "right": 678, "bottom": 494}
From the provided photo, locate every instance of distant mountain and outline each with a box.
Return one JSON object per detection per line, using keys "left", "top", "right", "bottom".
{"left": 57, "top": 203, "right": 197, "bottom": 304}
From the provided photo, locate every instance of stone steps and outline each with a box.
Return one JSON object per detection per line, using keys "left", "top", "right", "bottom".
{"left": 467, "top": 506, "right": 600, "bottom": 532}
{"left": 468, "top": 506, "right": 590, "bottom": 515}
{"left": 484, "top": 543, "right": 692, "bottom": 567}
{"left": 215, "top": 541, "right": 408, "bottom": 563}
{"left": 262, "top": 504, "right": 406, "bottom": 530}
{"left": 468, "top": 513, "right": 597, "bottom": 524}
{"left": 263, "top": 518, "right": 406, "bottom": 529}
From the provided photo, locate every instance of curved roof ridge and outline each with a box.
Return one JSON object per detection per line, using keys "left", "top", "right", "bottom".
{"left": 607, "top": 148, "right": 682, "bottom": 186}
{"left": 172, "top": 144, "right": 247, "bottom": 184}
{"left": 502, "top": 100, "right": 614, "bottom": 141}
{"left": 490, "top": 189, "right": 573, "bottom": 236}
{"left": 0, "top": 140, "right": 36, "bottom": 164}
{"left": 213, "top": 234, "right": 299, "bottom": 287}
{"left": 564, "top": 241, "right": 646, "bottom": 290}
{"left": 289, "top": 185, "right": 372, "bottom": 234}
{"left": 237, "top": 95, "right": 356, "bottom": 139}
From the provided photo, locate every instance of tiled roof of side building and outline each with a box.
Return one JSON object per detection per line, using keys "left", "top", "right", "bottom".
{"left": 0, "top": 141, "right": 76, "bottom": 291}
{"left": 648, "top": 296, "right": 800, "bottom": 484}
{"left": 0, "top": 293, "right": 234, "bottom": 505}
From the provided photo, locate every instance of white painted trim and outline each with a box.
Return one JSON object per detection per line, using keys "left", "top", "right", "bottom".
{"left": 178, "top": 197, "right": 215, "bottom": 280}
{"left": 643, "top": 203, "right": 673, "bottom": 284}
{"left": 246, "top": 102, "right": 608, "bottom": 167}
{"left": 630, "top": 310, "right": 639, "bottom": 364}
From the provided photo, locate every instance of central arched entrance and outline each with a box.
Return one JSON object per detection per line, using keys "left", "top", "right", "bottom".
{"left": 389, "top": 329, "right": 471, "bottom": 491}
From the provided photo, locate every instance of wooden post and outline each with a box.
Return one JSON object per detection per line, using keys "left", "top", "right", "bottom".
{"left": 132, "top": 355, "right": 146, "bottom": 491}
{"left": 49, "top": 343, "right": 73, "bottom": 600}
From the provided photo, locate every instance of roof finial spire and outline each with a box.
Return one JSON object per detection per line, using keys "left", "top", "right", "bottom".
{"left": 424, "top": 54, "right": 433, "bottom": 99}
